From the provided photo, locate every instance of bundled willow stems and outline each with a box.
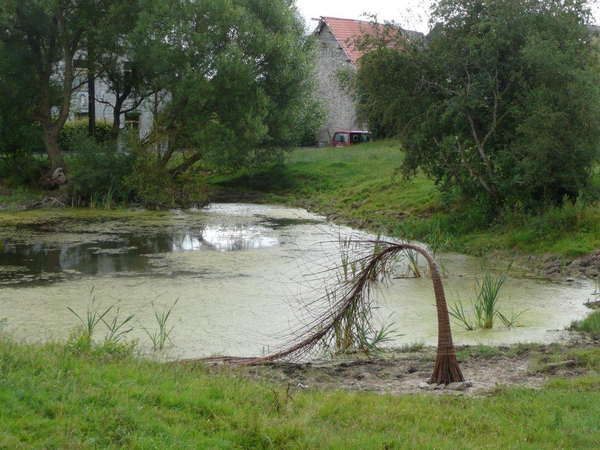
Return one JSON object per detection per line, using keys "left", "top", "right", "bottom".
{"left": 203, "top": 239, "right": 463, "bottom": 386}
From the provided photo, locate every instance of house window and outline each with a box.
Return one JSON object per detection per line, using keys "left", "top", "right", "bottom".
{"left": 73, "top": 59, "right": 87, "bottom": 89}
{"left": 125, "top": 112, "right": 140, "bottom": 131}
{"left": 123, "top": 61, "right": 136, "bottom": 88}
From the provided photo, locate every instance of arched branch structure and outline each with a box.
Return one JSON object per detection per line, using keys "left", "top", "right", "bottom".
{"left": 197, "top": 240, "right": 463, "bottom": 385}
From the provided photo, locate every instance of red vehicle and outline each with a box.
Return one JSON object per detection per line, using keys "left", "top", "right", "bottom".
{"left": 331, "top": 130, "right": 370, "bottom": 147}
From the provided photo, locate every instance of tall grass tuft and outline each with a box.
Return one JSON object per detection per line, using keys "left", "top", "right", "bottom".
{"left": 448, "top": 298, "right": 476, "bottom": 331}
{"left": 450, "top": 263, "right": 526, "bottom": 330}
{"left": 67, "top": 288, "right": 112, "bottom": 352}
{"left": 67, "top": 288, "right": 136, "bottom": 355}
{"left": 145, "top": 299, "right": 178, "bottom": 350}
{"left": 102, "top": 305, "right": 135, "bottom": 344}
{"left": 475, "top": 270, "right": 508, "bottom": 329}
{"left": 570, "top": 310, "right": 600, "bottom": 334}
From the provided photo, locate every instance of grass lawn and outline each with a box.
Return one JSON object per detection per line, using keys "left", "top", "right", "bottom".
{"left": 2, "top": 335, "right": 600, "bottom": 449}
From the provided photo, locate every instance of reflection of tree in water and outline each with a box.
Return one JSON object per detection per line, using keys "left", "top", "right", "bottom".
{"left": 0, "top": 223, "right": 279, "bottom": 283}
{"left": 0, "top": 242, "right": 62, "bottom": 275}
{"left": 200, "top": 224, "right": 278, "bottom": 252}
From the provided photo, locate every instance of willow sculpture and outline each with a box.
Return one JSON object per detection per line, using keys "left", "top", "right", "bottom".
{"left": 201, "top": 239, "right": 463, "bottom": 386}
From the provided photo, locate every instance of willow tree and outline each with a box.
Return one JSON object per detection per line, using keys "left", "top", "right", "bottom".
{"left": 129, "top": 0, "right": 322, "bottom": 174}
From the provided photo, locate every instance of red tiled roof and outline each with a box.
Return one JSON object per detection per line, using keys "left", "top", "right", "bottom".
{"left": 317, "top": 16, "right": 383, "bottom": 65}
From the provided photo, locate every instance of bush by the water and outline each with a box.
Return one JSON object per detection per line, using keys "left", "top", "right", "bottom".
{"left": 58, "top": 120, "right": 113, "bottom": 152}
{"left": 67, "top": 135, "right": 135, "bottom": 207}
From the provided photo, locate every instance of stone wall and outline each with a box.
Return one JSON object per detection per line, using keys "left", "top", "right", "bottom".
{"left": 314, "top": 27, "right": 363, "bottom": 145}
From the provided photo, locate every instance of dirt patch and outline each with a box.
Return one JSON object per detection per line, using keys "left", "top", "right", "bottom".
{"left": 231, "top": 337, "right": 599, "bottom": 397}
{"left": 480, "top": 250, "right": 600, "bottom": 281}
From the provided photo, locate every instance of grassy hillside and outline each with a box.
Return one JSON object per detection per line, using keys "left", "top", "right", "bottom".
{"left": 214, "top": 140, "right": 600, "bottom": 258}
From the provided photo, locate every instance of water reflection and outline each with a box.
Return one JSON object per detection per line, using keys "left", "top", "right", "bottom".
{"left": 203, "top": 225, "right": 278, "bottom": 252}
{"left": 0, "top": 222, "right": 279, "bottom": 284}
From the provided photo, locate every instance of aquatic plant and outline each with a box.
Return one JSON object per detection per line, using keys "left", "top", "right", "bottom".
{"left": 448, "top": 298, "right": 476, "bottom": 331}
{"left": 449, "top": 264, "right": 526, "bottom": 330}
{"left": 102, "top": 305, "right": 135, "bottom": 344}
{"left": 145, "top": 299, "right": 178, "bottom": 350}
{"left": 67, "top": 289, "right": 136, "bottom": 353}
{"left": 329, "top": 285, "right": 396, "bottom": 355}
{"left": 475, "top": 270, "right": 508, "bottom": 329}
{"left": 67, "top": 288, "right": 112, "bottom": 351}
{"left": 406, "top": 248, "right": 424, "bottom": 278}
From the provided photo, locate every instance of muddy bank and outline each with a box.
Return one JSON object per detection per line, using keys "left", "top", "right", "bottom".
{"left": 230, "top": 335, "right": 599, "bottom": 397}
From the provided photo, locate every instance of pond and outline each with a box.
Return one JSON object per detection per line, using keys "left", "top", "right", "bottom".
{"left": 0, "top": 204, "right": 592, "bottom": 360}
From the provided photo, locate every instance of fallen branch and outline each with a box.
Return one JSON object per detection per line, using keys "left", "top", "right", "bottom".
{"left": 541, "top": 360, "right": 578, "bottom": 370}
{"left": 24, "top": 197, "right": 66, "bottom": 210}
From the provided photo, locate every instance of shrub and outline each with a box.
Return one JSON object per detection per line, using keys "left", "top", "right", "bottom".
{"left": 125, "top": 163, "right": 209, "bottom": 209}
{"left": 0, "top": 149, "right": 49, "bottom": 186}
{"left": 124, "top": 143, "right": 209, "bottom": 209}
{"left": 67, "top": 135, "right": 134, "bottom": 207}
{"left": 58, "top": 120, "right": 113, "bottom": 152}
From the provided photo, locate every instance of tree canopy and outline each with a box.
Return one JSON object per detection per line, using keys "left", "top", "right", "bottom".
{"left": 0, "top": 0, "right": 321, "bottom": 191}
{"left": 355, "top": 0, "right": 600, "bottom": 215}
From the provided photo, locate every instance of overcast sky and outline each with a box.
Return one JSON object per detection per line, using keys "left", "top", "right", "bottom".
{"left": 295, "top": 0, "right": 433, "bottom": 33}
{"left": 295, "top": 0, "right": 600, "bottom": 34}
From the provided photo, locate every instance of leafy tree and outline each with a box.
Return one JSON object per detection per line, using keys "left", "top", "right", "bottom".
{"left": 0, "top": 36, "right": 45, "bottom": 156}
{"left": 355, "top": 0, "right": 600, "bottom": 215}
{"left": 1, "top": 0, "right": 322, "bottom": 194}
{"left": 135, "top": 0, "right": 322, "bottom": 176}
{"left": 0, "top": 0, "right": 127, "bottom": 175}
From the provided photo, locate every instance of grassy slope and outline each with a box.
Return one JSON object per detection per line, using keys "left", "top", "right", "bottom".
{"left": 2, "top": 336, "right": 600, "bottom": 449}
{"left": 214, "top": 140, "right": 600, "bottom": 257}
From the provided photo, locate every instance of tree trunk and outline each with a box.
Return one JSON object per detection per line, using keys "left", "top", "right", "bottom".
{"left": 412, "top": 245, "right": 464, "bottom": 385}
{"left": 40, "top": 119, "right": 66, "bottom": 172}
{"left": 88, "top": 45, "right": 96, "bottom": 138}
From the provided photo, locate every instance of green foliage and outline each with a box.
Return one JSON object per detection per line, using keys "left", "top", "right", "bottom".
{"left": 355, "top": 0, "right": 600, "bottom": 213}
{"left": 58, "top": 120, "right": 113, "bottom": 152}
{"left": 570, "top": 310, "right": 600, "bottom": 335}
{"left": 0, "top": 38, "right": 46, "bottom": 185}
{"left": 455, "top": 344, "right": 502, "bottom": 361}
{"left": 67, "top": 289, "right": 136, "bottom": 357}
{"left": 125, "top": 153, "right": 209, "bottom": 209}
{"left": 449, "top": 264, "right": 526, "bottom": 330}
{"left": 2, "top": 0, "right": 321, "bottom": 184}
{"left": 144, "top": 299, "right": 178, "bottom": 351}
{"left": 532, "top": 346, "right": 600, "bottom": 375}
{"left": 67, "top": 135, "right": 135, "bottom": 207}
{"left": 0, "top": 151, "right": 49, "bottom": 186}
{"left": 129, "top": 0, "right": 322, "bottom": 177}
{"left": 215, "top": 141, "right": 600, "bottom": 258}
{"left": 0, "top": 0, "right": 131, "bottom": 170}
{"left": 399, "top": 340, "right": 426, "bottom": 352}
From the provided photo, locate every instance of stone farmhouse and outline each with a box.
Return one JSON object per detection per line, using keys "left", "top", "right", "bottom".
{"left": 312, "top": 16, "right": 423, "bottom": 145}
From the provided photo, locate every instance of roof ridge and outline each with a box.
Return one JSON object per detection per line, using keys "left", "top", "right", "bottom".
{"left": 321, "top": 16, "right": 376, "bottom": 25}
